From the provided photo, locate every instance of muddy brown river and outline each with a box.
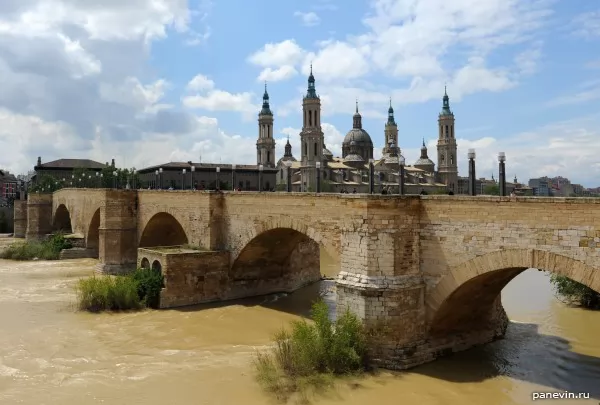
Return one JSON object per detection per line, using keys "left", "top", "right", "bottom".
{"left": 0, "top": 242, "right": 599, "bottom": 404}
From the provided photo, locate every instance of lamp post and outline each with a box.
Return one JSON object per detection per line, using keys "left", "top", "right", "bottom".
{"left": 182, "top": 168, "right": 186, "bottom": 190}
{"left": 284, "top": 160, "right": 293, "bottom": 192}
{"left": 368, "top": 158, "right": 375, "bottom": 194}
{"left": 498, "top": 152, "right": 506, "bottom": 197}
{"left": 231, "top": 164, "right": 236, "bottom": 191}
{"left": 399, "top": 155, "right": 405, "bottom": 195}
{"left": 133, "top": 170, "right": 137, "bottom": 189}
{"left": 190, "top": 165, "right": 195, "bottom": 190}
{"left": 155, "top": 170, "right": 159, "bottom": 189}
{"left": 113, "top": 170, "right": 118, "bottom": 189}
{"left": 96, "top": 171, "right": 100, "bottom": 188}
{"left": 315, "top": 161, "right": 321, "bottom": 193}
{"left": 468, "top": 148, "right": 476, "bottom": 196}
{"left": 215, "top": 167, "right": 220, "bottom": 190}
{"left": 159, "top": 167, "right": 163, "bottom": 189}
{"left": 258, "top": 164, "right": 264, "bottom": 191}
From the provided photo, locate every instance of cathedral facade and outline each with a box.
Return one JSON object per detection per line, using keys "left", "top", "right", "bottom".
{"left": 265, "top": 69, "right": 458, "bottom": 194}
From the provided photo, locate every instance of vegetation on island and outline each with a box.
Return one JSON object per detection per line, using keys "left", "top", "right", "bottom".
{"left": 549, "top": 273, "right": 600, "bottom": 309}
{"left": 75, "top": 267, "right": 164, "bottom": 312}
{"left": 0, "top": 233, "right": 72, "bottom": 260}
{"left": 253, "top": 300, "right": 368, "bottom": 402}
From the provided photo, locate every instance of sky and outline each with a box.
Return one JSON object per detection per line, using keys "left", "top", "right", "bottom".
{"left": 0, "top": 0, "right": 599, "bottom": 187}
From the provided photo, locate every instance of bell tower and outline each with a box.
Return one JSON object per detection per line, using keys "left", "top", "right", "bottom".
{"left": 436, "top": 86, "right": 458, "bottom": 191}
{"left": 299, "top": 65, "right": 324, "bottom": 192}
{"left": 257, "top": 82, "right": 276, "bottom": 168}
{"left": 383, "top": 98, "right": 399, "bottom": 157}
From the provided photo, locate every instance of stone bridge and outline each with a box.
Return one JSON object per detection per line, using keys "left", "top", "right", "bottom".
{"left": 17, "top": 189, "right": 600, "bottom": 370}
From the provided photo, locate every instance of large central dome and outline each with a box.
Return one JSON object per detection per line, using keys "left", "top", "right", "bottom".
{"left": 342, "top": 102, "right": 373, "bottom": 161}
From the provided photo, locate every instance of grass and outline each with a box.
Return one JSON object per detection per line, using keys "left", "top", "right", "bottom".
{"left": 75, "top": 267, "right": 165, "bottom": 312}
{"left": 549, "top": 273, "right": 600, "bottom": 309}
{"left": 253, "top": 300, "right": 368, "bottom": 403}
{"left": 0, "top": 233, "right": 72, "bottom": 260}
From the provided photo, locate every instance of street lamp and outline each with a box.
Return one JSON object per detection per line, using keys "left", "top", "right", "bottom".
{"left": 216, "top": 167, "right": 220, "bottom": 190}
{"left": 159, "top": 167, "right": 163, "bottom": 189}
{"left": 315, "top": 161, "right": 321, "bottom": 193}
{"left": 231, "top": 163, "right": 236, "bottom": 191}
{"left": 399, "top": 155, "right": 405, "bottom": 196}
{"left": 190, "top": 165, "right": 195, "bottom": 190}
{"left": 498, "top": 152, "right": 506, "bottom": 197}
{"left": 182, "top": 168, "right": 186, "bottom": 190}
{"left": 368, "top": 158, "right": 375, "bottom": 194}
{"left": 95, "top": 171, "right": 100, "bottom": 188}
{"left": 113, "top": 170, "right": 118, "bottom": 189}
{"left": 284, "top": 160, "right": 293, "bottom": 192}
{"left": 258, "top": 164, "right": 264, "bottom": 191}
{"left": 133, "top": 170, "right": 137, "bottom": 189}
{"left": 468, "top": 148, "right": 476, "bottom": 196}
{"left": 155, "top": 169, "right": 159, "bottom": 189}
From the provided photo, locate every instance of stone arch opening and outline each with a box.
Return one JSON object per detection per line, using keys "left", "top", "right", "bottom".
{"left": 86, "top": 208, "right": 100, "bottom": 253}
{"left": 426, "top": 249, "right": 600, "bottom": 338}
{"left": 140, "top": 257, "right": 150, "bottom": 269}
{"left": 151, "top": 260, "right": 162, "bottom": 273}
{"left": 230, "top": 227, "right": 336, "bottom": 298}
{"left": 53, "top": 204, "right": 72, "bottom": 233}
{"left": 139, "top": 213, "right": 188, "bottom": 248}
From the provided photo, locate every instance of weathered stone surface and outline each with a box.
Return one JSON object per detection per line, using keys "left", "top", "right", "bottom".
{"left": 13, "top": 200, "right": 27, "bottom": 238}
{"left": 20, "top": 190, "right": 600, "bottom": 370}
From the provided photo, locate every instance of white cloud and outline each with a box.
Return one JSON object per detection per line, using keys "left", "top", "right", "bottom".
{"left": 187, "top": 74, "right": 215, "bottom": 91}
{"left": 514, "top": 41, "right": 543, "bottom": 76}
{"left": 294, "top": 11, "right": 320, "bottom": 27}
{"left": 302, "top": 41, "right": 371, "bottom": 82}
{"left": 247, "top": 39, "right": 305, "bottom": 68}
{"left": 257, "top": 66, "right": 298, "bottom": 82}
{"left": 573, "top": 10, "right": 600, "bottom": 38}
{"left": 182, "top": 90, "right": 258, "bottom": 120}
{"left": 546, "top": 79, "right": 600, "bottom": 107}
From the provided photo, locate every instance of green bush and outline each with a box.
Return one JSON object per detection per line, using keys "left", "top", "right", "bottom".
{"left": 0, "top": 233, "right": 72, "bottom": 261}
{"left": 253, "top": 300, "right": 367, "bottom": 401}
{"left": 75, "top": 275, "right": 142, "bottom": 312}
{"left": 75, "top": 267, "right": 164, "bottom": 312}
{"left": 130, "top": 267, "right": 164, "bottom": 309}
{"left": 549, "top": 273, "right": 600, "bottom": 309}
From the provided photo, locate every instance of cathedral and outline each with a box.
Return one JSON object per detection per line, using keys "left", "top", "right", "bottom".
{"left": 254, "top": 67, "right": 458, "bottom": 193}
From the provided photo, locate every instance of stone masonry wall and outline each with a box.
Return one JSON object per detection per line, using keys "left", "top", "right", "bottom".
{"left": 25, "top": 193, "right": 53, "bottom": 240}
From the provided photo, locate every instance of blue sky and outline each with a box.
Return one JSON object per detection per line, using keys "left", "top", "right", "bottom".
{"left": 0, "top": 0, "right": 599, "bottom": 186}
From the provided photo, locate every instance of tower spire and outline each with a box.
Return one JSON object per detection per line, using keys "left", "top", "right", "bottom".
{"left": 387, "top": 98, "right": 396, "bottom": 125}
{"left": 305, "top": 63, "right": 317, "bottom": 99}
{"left": 260, "top": 81, "right": 272, "bottom": 116}
{"left": 440, "top": 85, "right": 452, "bottom": 116}
{"left": 353, "top": 99, "right": 362, "bottom": 129}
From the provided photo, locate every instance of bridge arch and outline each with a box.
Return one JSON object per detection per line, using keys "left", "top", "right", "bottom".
{"left": 53, "top": 204, "right": 72, "bottom": 233}
{"left": 230, "top": 225, "right": 340, "bottom": 295}
{"left": 426, "top": 249, "right": 600, "bottom": 336}
{"left": 139, "top": 212, "right": 189, "bottom": 248}
{"left": 86, "top": 208, "right": 100, "bottom": 252}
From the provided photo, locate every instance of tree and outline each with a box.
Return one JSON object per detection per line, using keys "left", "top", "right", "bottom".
{"left": 29, "top": 174, "right": 64, "bottom": 193}
{"left": 483, "top": 183, "right": 500, "bottom": 195}
{"left": 549, "top": 273, "right": 600, "bottom": 309}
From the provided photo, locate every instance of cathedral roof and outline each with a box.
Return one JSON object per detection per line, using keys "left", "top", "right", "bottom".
{"left": 343, "top": 101, "right": 373, "bottom": 146}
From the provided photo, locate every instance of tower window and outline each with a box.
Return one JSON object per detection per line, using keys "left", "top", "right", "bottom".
{"left": 267, "top": 151, "right": 271, "bottom": 163}
{"left": 304, "top": 142, "right": 307, "bottom": 156}
{"left": 450, "top": 155, "right": 454, "bottom": 165}
{"left": 314, "top": 142, "right": 317, "bottom": 155}
{"left": 445, "top": 125, "right": 449, "bottom": 137}
{"left": 309, "top": 110, "right": 312, "bottom": 126}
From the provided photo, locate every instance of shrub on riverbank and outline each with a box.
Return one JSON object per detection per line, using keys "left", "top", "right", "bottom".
{"left": 0, "top": 234, "right": 72, "bottom": 260}
{"left": 549, "top": 274, "right": 600, "bottom": 309}
{"left": 253, "top": 300, "right": 368, "bottom": 402}
{"left": 75, "top": 267, "right": 164, "bottom": 312}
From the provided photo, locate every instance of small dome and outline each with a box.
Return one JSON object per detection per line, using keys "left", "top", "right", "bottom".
{"left": 343, "top": 128, "right": 373, "bottom": 145}
{"left": 277, "top": 156, "right": 297, "bottom": 166}
{"left": 414, "top": 157, "right": 435, "bottom": 167}
{"left": 344, "top": 153, "right": 364, "bottom": 163}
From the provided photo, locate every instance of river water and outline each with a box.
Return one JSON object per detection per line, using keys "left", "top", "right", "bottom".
{"left": 0, "top": 242, "right": 599, "bottom": 405}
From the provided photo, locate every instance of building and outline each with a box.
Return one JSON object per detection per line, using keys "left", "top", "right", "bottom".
{"left": 33, "top": 157, "right": 112, "bottom": 186}
{"left": 0, "top": 170, "right": 18, "bottom": 204}
{"left": 528, "top": 178, "right": 551, "bottom": 196}
{"left": 276, "top": 69, "right": 454, "bottom": 194}
{"left": 137, "top": 161, "right": 277, "bottom": 191}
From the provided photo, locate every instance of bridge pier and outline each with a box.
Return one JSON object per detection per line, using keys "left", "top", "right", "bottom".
{"left": 96, "top": 191, "right": 138, "bottom": 275}
{"left": 13, "top": 200, "right": 27, "bottom": 238}
{"left": 25, "top": 193, "right": 53, "bottom": 241}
